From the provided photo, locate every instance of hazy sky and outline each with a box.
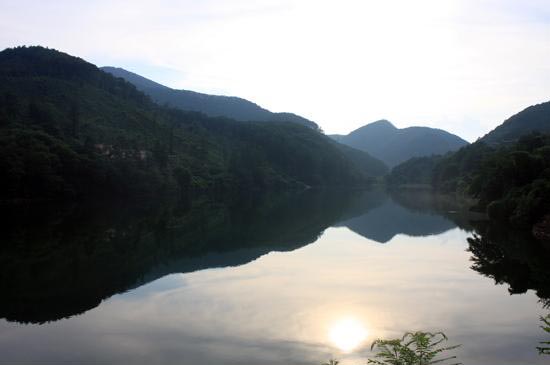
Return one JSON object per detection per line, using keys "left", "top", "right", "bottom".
{"left": 1, "top": 0, "right": 550, "bottom": 141}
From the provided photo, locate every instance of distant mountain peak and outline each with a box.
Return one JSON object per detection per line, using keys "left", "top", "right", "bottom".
{"left": 354, "top": 119, "right": 396, "bottom": 132}
{"left": 331, "top": 120, "right": 468, "bottom": 168}
{"left": 370, "top": 119, "right": 395, "bottom": 127}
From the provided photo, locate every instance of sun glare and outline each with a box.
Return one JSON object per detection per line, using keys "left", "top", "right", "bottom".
{"left": 328, "top": 318, "right": 368, "bottom": 352}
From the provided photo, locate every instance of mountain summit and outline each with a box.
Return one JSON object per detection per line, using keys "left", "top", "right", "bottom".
{"left": 331, "top": 120, "right": 468, "bottom": 167}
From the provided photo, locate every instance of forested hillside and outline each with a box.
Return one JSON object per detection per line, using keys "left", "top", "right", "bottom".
{"left": 388, "top": 134, "right": 550, "bottom": 229}
{"left": 0, "top": 46, "right": 380, "bottom": 200}
{"left": 385, "top": 155, "right": 443, "bottom": 187}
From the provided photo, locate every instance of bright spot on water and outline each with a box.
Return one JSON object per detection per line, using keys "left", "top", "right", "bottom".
{"left": 329, "top": 318, "right": 368, "bottom": 352}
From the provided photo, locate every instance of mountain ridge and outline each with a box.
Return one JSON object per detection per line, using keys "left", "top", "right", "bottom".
{"left": 101, "top": 66, "right": 320, "bottom": 130}
{"left": 480, "top": 100, "right": 550, "bottom": 145}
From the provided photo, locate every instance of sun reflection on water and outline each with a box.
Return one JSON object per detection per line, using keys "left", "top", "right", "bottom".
{"left": 328, "top": 318, "right": 369, "bottom": 352}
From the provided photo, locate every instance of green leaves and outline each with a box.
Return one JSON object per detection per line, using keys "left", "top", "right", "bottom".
{"left": 323, "top": 331, "right": 461, "bottom": 365}
{"left": 537, "top": 314, "right": 550, "bottom": 355}
{"left": 367, "top": 331, "right": 461, "bottom": 365}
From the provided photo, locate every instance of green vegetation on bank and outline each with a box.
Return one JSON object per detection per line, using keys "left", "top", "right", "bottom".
{"left": 388, "top": 133, "right": 550, "bottom": 230}
{"left": 0, "top": 46, "right": 381, "bottom": 201}
{"left": 464, "top": 134, "right": 550, "bottom": 227}
{"left": 539, "top": 315, "right": 550, "bottom": 355}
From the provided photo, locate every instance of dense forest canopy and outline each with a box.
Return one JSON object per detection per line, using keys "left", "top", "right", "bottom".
{"left": 0, "top": 46, "right": 384, "bottom": 200}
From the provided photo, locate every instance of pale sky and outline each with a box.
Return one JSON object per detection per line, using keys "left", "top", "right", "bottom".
{"left": 1, "top": 0, "right": 550, "bottom": 141}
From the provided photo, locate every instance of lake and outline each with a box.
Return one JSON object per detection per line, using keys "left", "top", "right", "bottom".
{"left": 0, "top": 189, "right": 548, "bottom": 364}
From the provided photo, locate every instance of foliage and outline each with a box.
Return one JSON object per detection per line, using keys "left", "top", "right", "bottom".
{"left": 538, "top": 314, "right": 550, "bottom": 355}
{"left": 430, "top": 142, "right": 494, "bottom": 194}
{"left": 367, "top": 331, "right": 461, "bottom": 365}
{"left": 465, "top": 134, "right": 550, "bottom": 227}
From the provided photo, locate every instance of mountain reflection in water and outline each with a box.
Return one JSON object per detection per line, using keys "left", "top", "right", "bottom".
{"left": 0, "top": 189, "right": 548, "bottom": 365}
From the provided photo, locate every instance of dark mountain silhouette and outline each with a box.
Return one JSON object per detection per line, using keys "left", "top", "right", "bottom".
{"left": 101, "top": 66, "right": 320, "bottom": 130}
{"left": 480, "top": 100, "right": 550, "bottom": 145}
{"left": 331, "top": 119, "right": 468, "bottom": 167}
{"left": 0, "top": 46, "right": 383, "bottom": 201}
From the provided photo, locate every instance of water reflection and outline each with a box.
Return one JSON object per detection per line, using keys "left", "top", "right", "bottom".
{"left": 0, "top": 189, "right": 377, "bottom": 323}
{"left": 335, "top": 190, "right": 470, "bottom": 243}
{"left": 0, "top": 189, "right": 548, "bottom": 365}
{"left": 467, "top": 220, "right": 550, "bottom": 307}
{"left": 329, "top": 318, "right": 369, "bottom": 352}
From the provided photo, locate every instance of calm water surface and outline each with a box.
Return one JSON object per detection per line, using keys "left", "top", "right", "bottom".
{"left": 0, "top": 190, "right": 548, "bottom": 364}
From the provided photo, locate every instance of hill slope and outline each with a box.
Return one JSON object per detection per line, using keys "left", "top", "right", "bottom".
{"left": 0, "top": 46, "right": 377, "bottom": 200}
{"left": 331, "top": 120, "right": 468, "bottom": 167}
{"left": 480, "top": 101, "right": 550, "bottom": 145}
{"left": 101, "top": 66, "right": 320, "bottom": 130}
{"left": 101, "top": 66, "right": 387, "bottom": 177}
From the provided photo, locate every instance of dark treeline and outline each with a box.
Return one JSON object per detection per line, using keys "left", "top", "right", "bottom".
{"left": 0, "top": 46, "right": 382, "bottom": 201}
